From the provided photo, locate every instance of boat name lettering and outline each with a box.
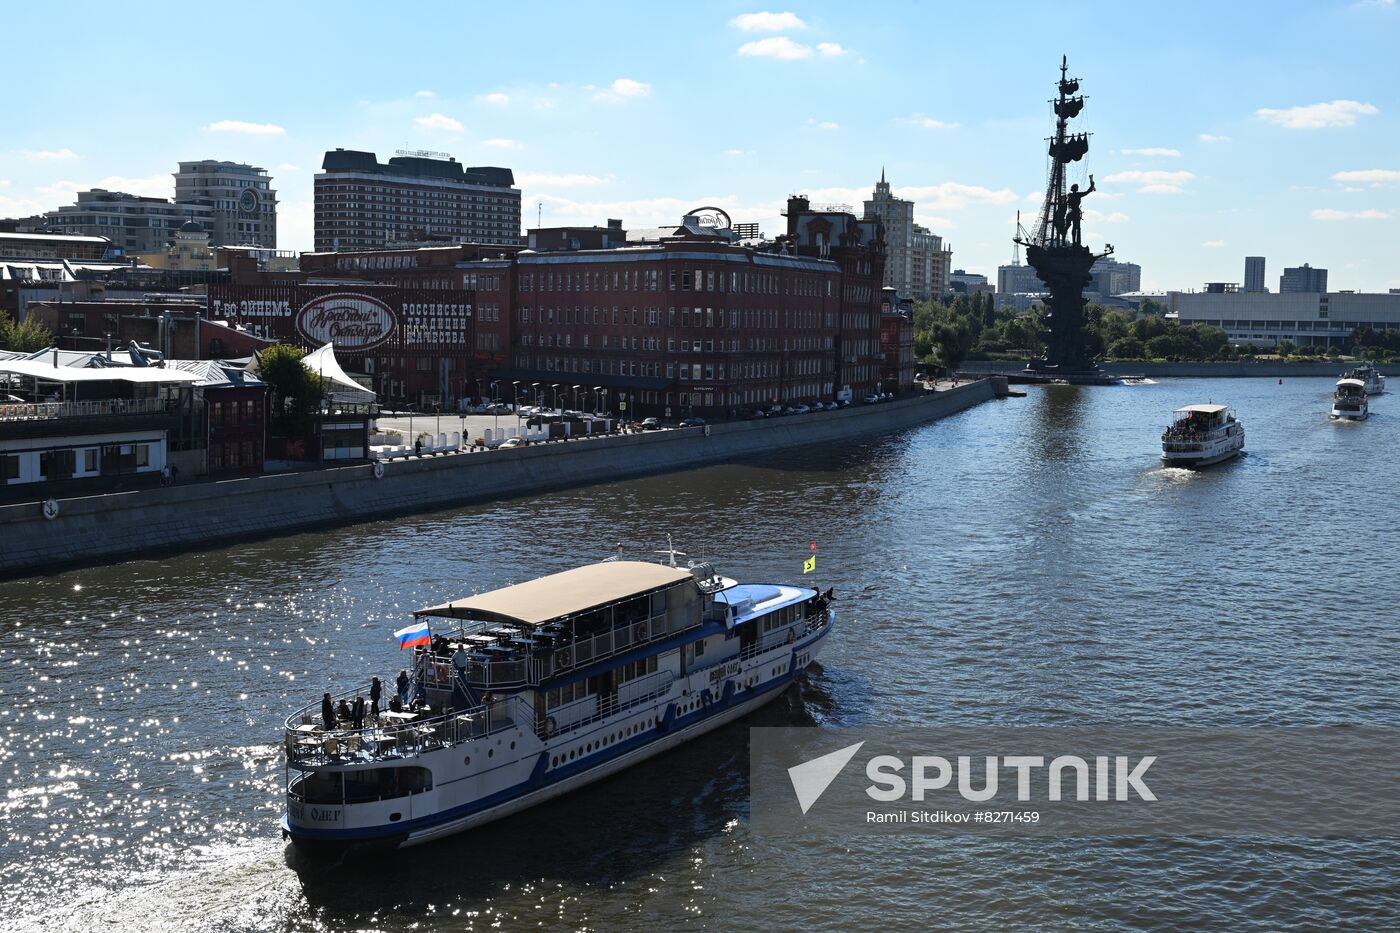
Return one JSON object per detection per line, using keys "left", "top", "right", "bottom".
{"left": 310, "top": 806, "right": 342, "bottom": 823}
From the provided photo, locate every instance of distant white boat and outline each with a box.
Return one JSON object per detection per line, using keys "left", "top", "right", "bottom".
{"left": 1331, "top": 378, "right": 1369, "bottom": 421}
{"left": 1161, "top": 404, "right": 1245, "bottom": 468}
{"left": 1341, "top": 363, "right": 1385, "bottom": 396}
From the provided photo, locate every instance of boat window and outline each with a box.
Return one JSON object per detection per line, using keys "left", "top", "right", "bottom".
{"left": 293, "top": 770, "right": 343, "bottom": 804}
{"left": 651, "top": 589, "right": 668, "bottom": 614}
{"left": 618, "top": 595, "right": 649, "bottom": 625}
{"left": 343, "top": 766, "right": 433, "bottom": 803}
{"left": 546, "top": 680, "right": 590, "bottom": 709}
{"left": 619, "top": 656, "right": 658, "bottom": 682}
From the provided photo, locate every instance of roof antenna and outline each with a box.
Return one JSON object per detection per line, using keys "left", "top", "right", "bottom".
{"left": 655, "top": 533, "right": 686, "bottom": 568}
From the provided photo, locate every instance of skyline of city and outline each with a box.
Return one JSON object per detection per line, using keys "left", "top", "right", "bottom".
{"left": 3, "top": 1, "right": 1398, "bottom": 292}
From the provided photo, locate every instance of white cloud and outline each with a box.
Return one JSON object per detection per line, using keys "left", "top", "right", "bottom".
{"left": 739, "top": 36, "right": 813, "bottom": 59}
{"left": 1199, "top": 133, "right": 1231, "bottom": 142}
{"left": 478, "top": 92, "right": 511, "bottom": 106}
{"left": 517, "top": 172, "right": 613, "bottom": 188}
{"left": 206, "top": 120, "right": 285, "bottom": 135}
{"left": 1331, "top": 168, "right": 1400, "bottom": 184}
{"left": 593, "top": 78, "right": 652, "bottom": 101}
{"left": 1256, "top": 100, "right": 1378, "bottom": 129}
{"left": 1120, "top": 147, "right": 1181, "bottom": 157}
{"left": 816, "top": 42, "right": 847, "bottom": 57}
{"left": 723, "top": 149, "right": 752, "bottom": 157}
{"left": 414, "top": 113, "right": 464, "bottom": 131}
{"left": 1201, "top": 239, "right": 1227, "bottom": 248}
{"left": 1103, "top": 169, "right": 1197, "bottom": 194}
{"left": 807, "top": 118, "right": 839, "bottom": 130}
{"left": 482, "top": 138, "right": 524, "bottom": 150}
{"left": 730, "top": 11, "right": 807, "bottom": 31}
{"left": 19, "top": 148, "right": 79, "bottom": 161}
{"left": 1311, "top": 208, "right": 1391, "bottom": 220}
{"left": 415, "top": 90, "right": 434, "bottom": 98}
{"left": 1083, "top": 209, "right": 1130, "bottom": 224}
{"left": 899, "top": 114, "right": 958, "bottom": 129}
{"left": 38, "top": 173, "right": 171, "bottom": 199}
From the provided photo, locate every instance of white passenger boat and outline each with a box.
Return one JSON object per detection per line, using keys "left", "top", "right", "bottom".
{"left": 1161, "top": 404, "right": 1245, "bottom": 468}
{"left": 280, "top": 557, "right": 834, "bottom": 849}
{"left": 1341, "top": 363, "right": 1385, "bottom": 396}
{"left": 1330, "top": 378, "right": 1369, "bottom": 421}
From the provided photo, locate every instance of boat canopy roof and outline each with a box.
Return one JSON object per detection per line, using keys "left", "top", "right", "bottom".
{"left": 415, "top": 560, "right": 694, "bottom": 626}
{"left": 1337, "top": 378, "right": 1366, "bottom": 388}
{"left": 1175, "top": 404, "right": 1229, "bottom": 414}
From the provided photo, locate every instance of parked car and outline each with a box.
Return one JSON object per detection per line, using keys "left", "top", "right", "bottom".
{"left": 500, "top": 436, "right": 527, "bottom": 448}
{"left": 863, "top": 394, "right": 881, "bottom": 404}
{"left": 641, "top": 417, "right": 662, "bottom": 430}
{"left": 679, "top": 416, "right": 706, "bottom": 427}
{"left": 823, "top": 401, "right": 839, "bottom": 411}
{"left": 745, "top": 410, "right": 768, "bottom": 420}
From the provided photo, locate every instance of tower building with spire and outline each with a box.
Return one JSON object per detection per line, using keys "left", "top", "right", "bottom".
{"left": 863, "top": 169, "right": 950, "bottom": 302}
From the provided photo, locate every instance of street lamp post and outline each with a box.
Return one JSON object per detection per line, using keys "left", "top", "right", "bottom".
{"left": 531, "top": 382, "right": 541, "bottom": 412}
{"left": 551, "top": 383, "right": 561, "bottom": 413}
{"left": 512, "top": 381, "right": 522, "bottom": 430}
{"left": 571, "top": 384, "right": 581, "bottom": 413}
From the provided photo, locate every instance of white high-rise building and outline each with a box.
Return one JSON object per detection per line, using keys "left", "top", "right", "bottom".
{"left": 863, "top": 170, "right": 950, "bottom": 301}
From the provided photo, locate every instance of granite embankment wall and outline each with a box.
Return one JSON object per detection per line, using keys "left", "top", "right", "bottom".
{"left": 958, "top": 360, "right": 1397, "bottom": 378}
{"left": 0, "top": 380, "right": 997, "bottom": 577}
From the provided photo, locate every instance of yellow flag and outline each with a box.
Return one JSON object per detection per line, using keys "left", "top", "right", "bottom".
{"left": 803, "top": 556, "right": 816, "bottom": 574}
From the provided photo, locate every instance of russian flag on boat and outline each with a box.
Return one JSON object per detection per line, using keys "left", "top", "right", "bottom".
{"left": 394, "top": 621, "right": 432, "bottom": 649}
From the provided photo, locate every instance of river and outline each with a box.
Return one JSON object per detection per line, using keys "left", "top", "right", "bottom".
{"left": 3, "top": 377, "right": 1398, "bottom": 931}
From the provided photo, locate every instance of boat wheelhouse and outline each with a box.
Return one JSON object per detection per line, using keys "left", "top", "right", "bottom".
{"left": 280, "top": 558, "right": 834, "bottom": 849}
{"left": 1331, "top": 378, "right": 1369, "bottom": 421}
{"left": 1161, "top": 403, "right": 1244, "bottom": 468}
{"left": 1341, "top": 363, "right": 1385, "bottom": 396}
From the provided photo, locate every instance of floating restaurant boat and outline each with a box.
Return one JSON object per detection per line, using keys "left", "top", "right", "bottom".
{"left": 1161, "top": 404, "right": 1245, "bottom": 468}
{"left": 1341, "top": 362, "right": 1386, "bottom": 396}
{"left": 280, "top": 556, "right": 834, "bottom": 849}
{"left": 1331, "top": 378, "right": 1369, "bottom": 421}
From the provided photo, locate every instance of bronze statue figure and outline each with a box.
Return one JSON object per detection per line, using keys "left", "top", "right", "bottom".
{"left": 1065, "top": 174, "right": 1095, "bottom": 246}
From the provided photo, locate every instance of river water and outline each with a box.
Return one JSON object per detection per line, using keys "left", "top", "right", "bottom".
{"left": 3, "top": 378, "right": 1398, "bottom": 931}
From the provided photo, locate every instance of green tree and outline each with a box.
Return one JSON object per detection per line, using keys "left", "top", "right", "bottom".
{"left": 0, "top": 313, "right": 53, "bottom": 353}
{"left": 1108, "top": 336, "right": 1145, "bottom": 360}
{"left": 258, "top": 344, "right": 325, "bottom": 436}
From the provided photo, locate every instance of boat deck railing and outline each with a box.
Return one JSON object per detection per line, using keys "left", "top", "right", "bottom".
{"left": 449, "top": 609, "right": 705, "bottom": 690}
{"left": 284, "top": 688, "right": 520, "bottom": 768}
{"left": 539, "top": 670, "right": 675, "bottom": 739}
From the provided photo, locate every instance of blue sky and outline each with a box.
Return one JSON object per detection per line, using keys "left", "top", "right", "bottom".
{"left": 3, "top": 0, "right": 1398, "bottom": 292}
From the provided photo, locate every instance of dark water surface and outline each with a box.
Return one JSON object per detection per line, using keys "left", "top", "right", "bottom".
{"left": 3, "top": 378, "right": 1399, "bottom": 931}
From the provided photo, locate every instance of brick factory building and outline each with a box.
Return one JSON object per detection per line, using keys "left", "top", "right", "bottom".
{"left": 314, "top": 149, "right": 521, "bottom": 252}
{"left": 206, "top": 283, "right": 483, "bottom": 404}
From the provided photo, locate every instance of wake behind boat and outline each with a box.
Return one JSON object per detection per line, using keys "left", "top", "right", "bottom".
{"left": 280, "top": 556, "right": 834, "bottom": 850}
{"left": 1161, "top": 404, "right": 1245, "bottom": 468}
{"left": 1331, "top": 378, "right": 1369, "bottom": 421}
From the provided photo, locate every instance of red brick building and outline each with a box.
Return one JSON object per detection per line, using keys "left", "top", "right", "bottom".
{"left": 206, "top": 282, "right": 483, "bottom": 405}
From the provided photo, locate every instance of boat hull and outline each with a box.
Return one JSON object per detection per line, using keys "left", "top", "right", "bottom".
{"left": 282, "top": 624, "right": 830, "bottom": 851}
{"left": 1330, "top": 406, "right": 1368, "bottom": 421}
{"left": 1161, "top": 445, "right": 1242, "bottom": 468}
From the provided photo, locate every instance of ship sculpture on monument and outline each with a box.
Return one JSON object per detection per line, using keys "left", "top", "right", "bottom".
{"left": 1016, "top": 56, "right": 1116, "bottom": 384}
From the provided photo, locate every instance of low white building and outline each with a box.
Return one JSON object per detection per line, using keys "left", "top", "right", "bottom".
{"left": 1166, "top": 291, "right": 1400, "bottom": 347}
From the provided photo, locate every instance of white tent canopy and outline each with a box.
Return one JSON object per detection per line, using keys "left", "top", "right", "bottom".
{"left": 301, "top": 343, "right": 376, "bottom": 401}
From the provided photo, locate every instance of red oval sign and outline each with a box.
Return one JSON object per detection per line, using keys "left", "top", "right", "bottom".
{"left": 295, "top": 293, "right": 396, "bottom": 351}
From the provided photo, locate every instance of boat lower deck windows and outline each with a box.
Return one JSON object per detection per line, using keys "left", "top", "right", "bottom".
{"left": 342, "top": 766, "right": 433, "bottom": 804}
{"left": 618, "top": 656, "right": 658, "bottom": 682}
{"left": 546, "top": 680, "right": 590, "bottom": 710}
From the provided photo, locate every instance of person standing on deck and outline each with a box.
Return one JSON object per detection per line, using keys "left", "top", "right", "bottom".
{"left": 320, "top": 693, "right": 335, "bottom": 731}
{"left": 369, "top": 677, "right": 382, "bottom": 719}
{"left": 396, "top": 669, "right": 410, "bottom": 706}
{"left": 352, "top": 696, "right": 366, "bottom": 731}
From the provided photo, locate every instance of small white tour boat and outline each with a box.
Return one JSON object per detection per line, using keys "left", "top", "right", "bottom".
{"left": 280, "top": 555, "right": 834, "bottom": 850}
{"left": 1330, "top": 378, "right": 1369, "bottom": 421}
{"left": 1161, "top": 404, "right": 1245, "bottom": 468}
{"left": 1341, "top": 363, "right": 1386, "bottom": 396}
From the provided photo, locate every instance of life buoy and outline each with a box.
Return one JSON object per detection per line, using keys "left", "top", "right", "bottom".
{"left": 42, "top": 498, "right": 59, "bottom": 520}
{"left": 373, "top": 461, "right": 385, "bottom": 479}
{"left": 558, "top": 650, "right": 571, "bottom": 668}
{"left": 634, "top": 622, "right": 647, "bottom": 642}
{"left": 544, "top": 716, "right": 557, "bottom": 738}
